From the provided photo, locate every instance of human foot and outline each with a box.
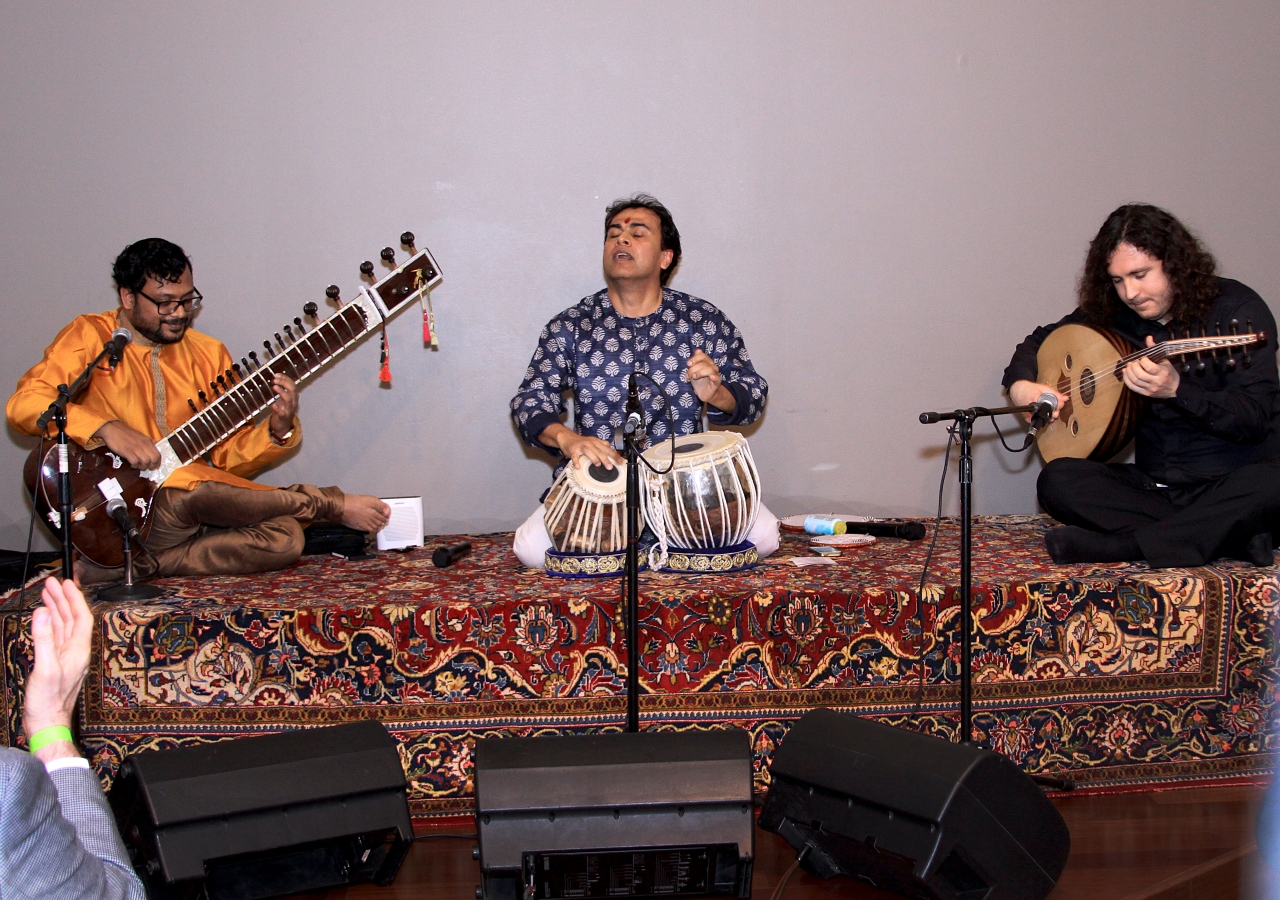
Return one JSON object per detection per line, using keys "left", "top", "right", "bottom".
{"left": 341, "top": 494, "right": 392, "bottom": 533}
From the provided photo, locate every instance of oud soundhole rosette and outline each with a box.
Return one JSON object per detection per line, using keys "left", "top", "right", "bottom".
{"left": 1080, "top": 368, "right": 1096, "bottom": 404}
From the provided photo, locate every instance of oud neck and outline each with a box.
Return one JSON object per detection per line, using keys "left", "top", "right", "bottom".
{"left": 166, "top": 303, "right": 373, "bottom": 465}
{"left": 1155, "top": 333, "right": 1259, "bottom": 361}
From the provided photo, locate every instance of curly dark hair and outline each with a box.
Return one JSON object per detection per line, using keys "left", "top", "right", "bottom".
{"left": 1078, "top": 204, "right": 1218, "bottom": 326}
{"left": 604, "top": 194, "right": 681, "bottom": 286}
{"left": 112, "top": 238, "right": 191, "bottom": 295}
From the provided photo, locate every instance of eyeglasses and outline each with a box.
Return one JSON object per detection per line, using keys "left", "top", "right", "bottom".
{"left": 134, "top": 288, "right": 203, "bottom": 315}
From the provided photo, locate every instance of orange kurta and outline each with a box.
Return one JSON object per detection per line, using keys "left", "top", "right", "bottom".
{"left": 7, "top": 309, "right": 300, "bottom": 491}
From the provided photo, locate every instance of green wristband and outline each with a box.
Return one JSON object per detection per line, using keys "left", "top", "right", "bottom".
{"left": 28, "top": 726, "right": 73, "bottom": 754}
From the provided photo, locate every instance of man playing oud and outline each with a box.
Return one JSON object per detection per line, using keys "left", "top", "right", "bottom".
{"left": 1005, "top": 204, "right": 1280, "bottom": 568}
{"left": 7, "top": 238, "right": 390, "bottom": 584}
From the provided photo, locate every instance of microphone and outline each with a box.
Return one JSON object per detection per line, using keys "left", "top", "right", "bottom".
{"left": 844, "top": 520, "right": 928, "bottom": 541}
{"left": 107, "top": 328, "right": 132, "bottom": 367}
{"left": 1022, "top": 392, "right": 1060, "bottom": 449}
{"left": 105, "top": 497, "right": 142, "bottom": 543}
{"left": 432, "top": 540, "right": 472, "bottom": 568}
{"left": 624, "top": 372, "right": 643, "bottom": 436}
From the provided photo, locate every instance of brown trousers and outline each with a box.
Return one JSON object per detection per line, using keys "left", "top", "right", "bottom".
{"left": 79, "top": 482, "right": 345, "bottom": 584}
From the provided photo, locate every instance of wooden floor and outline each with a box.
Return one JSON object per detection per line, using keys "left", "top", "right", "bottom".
{"left": 292, "top": 784, "right": 1275, "bottom": 900}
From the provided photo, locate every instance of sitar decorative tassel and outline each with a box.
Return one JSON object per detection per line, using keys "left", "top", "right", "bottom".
{"left": 379, "top": 326, "right": 392, "bottom": 383}
{"left": 415, "top": 269, "right": 439, "bottom": 348}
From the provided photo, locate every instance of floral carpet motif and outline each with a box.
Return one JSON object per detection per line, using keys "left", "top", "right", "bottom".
{"left": 1, "top": 515, "right": 1274, "bottom": 818}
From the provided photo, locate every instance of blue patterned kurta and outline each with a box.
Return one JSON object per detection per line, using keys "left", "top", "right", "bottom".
{"left": 511, "top": 288, "right": 767, "bottom": 470}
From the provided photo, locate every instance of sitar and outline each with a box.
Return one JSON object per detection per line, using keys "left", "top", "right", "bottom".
{"left": 1033, "top": 322, "right": 1265, "bottom": 462}
{"left": 24, "top": 234, "right": 442, "bottom": 568}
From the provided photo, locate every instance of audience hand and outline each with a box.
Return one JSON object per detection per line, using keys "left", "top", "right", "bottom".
{"left": 24, "top": 578, "right": 93, "bottom": 763}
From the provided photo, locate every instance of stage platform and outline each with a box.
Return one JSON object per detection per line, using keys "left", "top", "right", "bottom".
{"left": 1, "top": 514, "right": 1275, "bottom": 819}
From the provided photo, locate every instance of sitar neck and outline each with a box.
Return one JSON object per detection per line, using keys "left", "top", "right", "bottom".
{"left": 167, "top": 304, "right": 371, "bottom": 464}
{"left": 164, "top": 244, "right": 442, "bottom": 466}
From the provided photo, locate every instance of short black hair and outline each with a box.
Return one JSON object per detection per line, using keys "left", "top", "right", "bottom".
{"left": 112, "top": 238, "right": 192, "bottom": 294}
{"left": 604, "top": 194, "right": 681, "bottom": 286}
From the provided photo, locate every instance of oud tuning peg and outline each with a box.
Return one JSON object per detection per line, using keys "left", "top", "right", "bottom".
{"left": 401, "top": 231, "right": 416, "bottom": 251}
{"left": 380, "top": 247, "right": 396, "bottom": 266}
{"left": 1231, "top": 318, "right": 1240, "bottom": 335}
{"left": 325, "top": 285, "right": 341, "bottom": 306}
{"left": 1195, "top": 326, "right": 1207, "bottom": 374}
{"left": 303, "top": 302, "right": 318, "bottom": 320}
{"left": 359, "top": 261, "right": 375, "bottom": 280}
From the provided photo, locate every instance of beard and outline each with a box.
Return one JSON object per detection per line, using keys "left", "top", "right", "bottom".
{"left": 132, "top": 317, "right": 188, "bottom": 345}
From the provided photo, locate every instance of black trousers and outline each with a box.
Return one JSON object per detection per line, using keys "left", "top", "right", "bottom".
{"left": 1037, "top": 456, "right": 1280, "bottom": 567}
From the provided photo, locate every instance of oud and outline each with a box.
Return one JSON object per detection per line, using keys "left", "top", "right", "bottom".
{"left": 1034, "top": 322, "right": 1265, "bottom": 462}
{"left": 25, "top": 234, "right": 442, "bottom": 568}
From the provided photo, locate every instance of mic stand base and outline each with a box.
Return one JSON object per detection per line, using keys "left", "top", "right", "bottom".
{"left": 96, "top": 534, "right": 163, "bottom": 602}
{"left": 97, "top": 582, "right": 164, "bottom": 602}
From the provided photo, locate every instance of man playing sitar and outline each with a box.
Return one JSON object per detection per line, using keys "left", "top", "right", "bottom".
{"left": 7, "top": 238, "right": 390, "bottom": 585}
{"left": 1005, "top": 204, "right": 1280, "bottom": 568}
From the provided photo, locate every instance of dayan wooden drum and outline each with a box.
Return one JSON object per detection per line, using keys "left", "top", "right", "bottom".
{"left": 641, "top": 431, "right": 761, "bottom": 549}
{"left": 542, "top": 460, "right": 628, "bottom": 554}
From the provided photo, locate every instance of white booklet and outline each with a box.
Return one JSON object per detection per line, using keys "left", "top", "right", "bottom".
{"left": 376, "top": 496, "right": 424, "bottom": 551}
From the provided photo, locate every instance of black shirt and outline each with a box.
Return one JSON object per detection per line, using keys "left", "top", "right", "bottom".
{"left": 1003, "top": 277, "right": 1280, "bottom": 485}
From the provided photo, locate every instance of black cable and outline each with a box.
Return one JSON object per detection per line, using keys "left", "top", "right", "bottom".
{"left": 982, "top": 408, "right": 1034, "bottom": 454}
{"left": 629, "top": 370, "right": 676, "bottom": 476}
{"left": 17, "top": 435, "right": 48, "bottom": 611}
{"left": 911, "top": 423, "right": 956, "bottom": 718}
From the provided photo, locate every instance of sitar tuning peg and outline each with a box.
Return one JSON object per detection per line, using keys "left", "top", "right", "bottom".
{"left": 263, "top": 340, "right": 275, "bottom": 358}
{"left": 400, "top": 231, "right": 416, "bottom": 251}
{"left": 188, "top": 398, "right": 198, "bottom": 415}
{"left": 303, "top": 302, "right": 318, "bottom": 320}
{"left": 248, "top": 351, "right": 260, "bottom": 369}
{"left": 233, "top": 363, "right": 245, "bottom": 380}
{"left": 283, "top": 325, "right": 295, "bottom": 343}
{"left": 293, "top": 316, "right": 306, "bottom": 334}
{"left": 380, "top": 247, "right": 396, "bottom": 267}
{"left": 198, "top": 390, "right": 208, "bottom": 405}
{"left": 325, "top": 285, "right": 341, "bottom": 306}
{"left": 359, "top": 261, "right": 375, "bottom": 280}
{"left": 217, "top": 375, "right": 228, "bottom": 393}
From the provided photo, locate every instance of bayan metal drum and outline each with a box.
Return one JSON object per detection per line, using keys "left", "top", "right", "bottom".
{"left": 641, "top": 431, "right": 761, "bottom": 550}
{"left": 543, "top": 460, "right": 627, "bottom": 554}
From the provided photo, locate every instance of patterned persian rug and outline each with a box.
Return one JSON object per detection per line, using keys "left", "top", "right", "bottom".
{"left": 1, "top": 515, "right": 1275, "bottom": 819}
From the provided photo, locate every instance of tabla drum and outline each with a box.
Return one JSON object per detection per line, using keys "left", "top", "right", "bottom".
{"left": 641, "top": 431, "right": 761, "bottom": 549}
{"left": 543, "top": 460, "right": 627, "bottom": 554}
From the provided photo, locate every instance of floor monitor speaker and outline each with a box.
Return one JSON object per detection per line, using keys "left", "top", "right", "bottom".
{"left": 474, "top": 729, "right": 755, "bottom": 900}
{"left": 108, "top": 720, "right": 413, "bottom": 900}
{"left": 758, "top": 708, "right": 1070, "bottom": 900}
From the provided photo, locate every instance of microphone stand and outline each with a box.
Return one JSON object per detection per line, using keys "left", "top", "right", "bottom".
{"left": 622, "top": 375, "right": 644, "bottom": 733}
{"left": 919, "top": 403, "right": 1075, "bottom": 791}
{"left": 35, "top": 340, "right": 121, "bottom": 582}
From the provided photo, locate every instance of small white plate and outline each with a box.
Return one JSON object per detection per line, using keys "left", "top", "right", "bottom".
{"left": 781, "top": 513, "right": 873, "bottom": 532}
{"left": 810, "top": 534, "right": 877, "bottom": 547}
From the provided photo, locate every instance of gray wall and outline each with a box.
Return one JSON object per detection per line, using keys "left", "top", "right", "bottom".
{"left": 2, "top": 2, "right": 1278, "bottom": 549}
